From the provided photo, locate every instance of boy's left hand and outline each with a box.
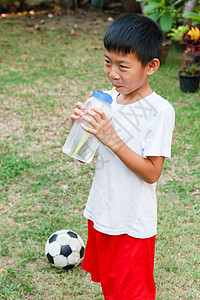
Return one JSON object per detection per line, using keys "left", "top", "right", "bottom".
{"left": 81, "top": 107, "right": 116, "bottom": 147}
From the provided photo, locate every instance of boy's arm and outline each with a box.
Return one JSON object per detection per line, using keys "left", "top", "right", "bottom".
{"left": 81, "top": 107, "right": 165, "bottom": 184}
{"left": 108, "top": 133, "right": 165, "bottom": 184}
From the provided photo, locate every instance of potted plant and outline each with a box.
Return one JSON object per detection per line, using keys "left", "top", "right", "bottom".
{"left": 178, "top": 26, "right": 200, "bottom": 93}
{"left": 167, "top": 25, "right": 189, "bottom": 52}
{"left": 136, "top": 0, "right": 187, "bottom": 63}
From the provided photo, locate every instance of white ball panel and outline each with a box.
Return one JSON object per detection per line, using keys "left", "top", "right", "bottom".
{"left": 54, "top": 229, "right": 68, "bottom": 235}
{"left": 57, "top": 233, "right": 71, "bottom": 245}
{"left": 69, "top": 238, "right": 81, "bottom": 251}
{"left": 77, "top": 235, "right": 85, "bottom": 247}
{"left": 68, "top": 251, "right": 80, "bottom": 265}
{"left": 48, "top": 241, "right": 61, "bottom": 256}
{"left": 54, "top": 255, "right": 68, "bottom": 268}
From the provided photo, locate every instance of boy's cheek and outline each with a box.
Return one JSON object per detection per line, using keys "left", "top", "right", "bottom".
{"left": 104, "top": 66, "right": 109, "bottom": 75}
{"left": 104, "top": 69, "right": 112, "bottom": 81}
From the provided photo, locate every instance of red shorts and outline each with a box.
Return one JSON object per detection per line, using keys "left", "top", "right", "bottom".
{"left": 81, "top": 220, "right": 156, "bottom": 300}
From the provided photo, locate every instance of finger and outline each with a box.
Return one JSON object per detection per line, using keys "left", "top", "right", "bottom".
{"left": 88, "top": 91, "right": 93, "bottom": 98}
{"left": 76, "top": 102, "right": 86, "bottom": 110}
{"left": 74, "top": 108, "right": 85, "bottom": 117}
{"left": 71, "top": 114, "right": 79, "bottom": 120}
{"left": 86, "top": 109, "right": 102, "bottom": 122}
{"left": 82, "top": 115, "right": 97, "bottom": 128}
{"left": 81, "top": 122, "right": 96, "bottom": 134}
{"left": 90, "top": 107, "right": 107, "bottom": 120}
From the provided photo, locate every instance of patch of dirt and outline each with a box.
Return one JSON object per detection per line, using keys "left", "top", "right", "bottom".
{"left": 1, "top": 3, "right": 125, "bottom": 32}
{"left": 40, "top": 8, "right": 117, "bottom": 31}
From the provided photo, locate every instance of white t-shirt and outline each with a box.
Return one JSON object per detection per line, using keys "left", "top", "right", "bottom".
{"left": 83, "top": 91, "right": 175, "bottom": 238}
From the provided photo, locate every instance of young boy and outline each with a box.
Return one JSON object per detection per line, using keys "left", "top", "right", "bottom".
{"left": 71, "top": 14, "right": 175, "bottom": 300}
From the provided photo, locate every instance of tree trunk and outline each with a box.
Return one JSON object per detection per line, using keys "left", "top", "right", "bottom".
{"left": 182, "top": 0, "right": 198, "bottom": 24}
{"left": 182, "top": 0, "right": 198, "bottom": 14}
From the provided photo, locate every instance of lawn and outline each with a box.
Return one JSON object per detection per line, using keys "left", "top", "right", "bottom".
{"left": 0, "top": 9, "right": 199, "bottom": 300}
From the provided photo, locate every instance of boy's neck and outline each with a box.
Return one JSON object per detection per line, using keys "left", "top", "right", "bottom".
{"left": 117, "top": 86, "right": 153, "bottom": 105}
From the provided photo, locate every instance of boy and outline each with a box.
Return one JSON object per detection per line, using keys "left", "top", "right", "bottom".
{"left": 71, "top": 14, "right": 175, "bottom": 299}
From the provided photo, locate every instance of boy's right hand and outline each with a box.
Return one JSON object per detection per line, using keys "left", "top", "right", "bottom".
{"left": 71, "top": 92, "right": 93, "bottom": 126}
{"left": 71, "top": 102, "right": 86, "bottom": 123}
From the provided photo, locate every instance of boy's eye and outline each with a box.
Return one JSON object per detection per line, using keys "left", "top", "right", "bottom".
{"left": 120, "top": 65, "right": 128, "bottom": 69}
{"left": 104, "top": 59, "right": 111, "bottom": 64}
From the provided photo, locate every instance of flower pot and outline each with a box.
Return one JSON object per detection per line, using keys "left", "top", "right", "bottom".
{"left": 174, "top": 42, "right": 186, "bottom": 53}
{"left": 178, "top": 71, "right": 200, "bottom": 93}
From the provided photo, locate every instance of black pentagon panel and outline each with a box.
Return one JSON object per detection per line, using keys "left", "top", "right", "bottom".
{"left": 63, "top": 264, "right": 75, "bottom": 270}
{"left": 68, "top": 231, "right": 78, "bottom": 238}
{"left": 49, "top": 234, "right": 58, "bottom": 243}
{"left": 80, "top": 246, "right": 85, "bottom": 258}
{"left": 61, "top": 245, "right": 72, "bottom": 257}
{"left": 47, "top": 253, "right": 54, "bottom": 264}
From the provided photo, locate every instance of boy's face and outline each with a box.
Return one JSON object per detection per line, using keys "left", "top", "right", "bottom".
{"left": 104, "top": 50, "right": 151, "bottom": 100}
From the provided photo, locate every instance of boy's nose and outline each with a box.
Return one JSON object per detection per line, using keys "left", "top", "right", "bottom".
{"left": 109, "top": 68, "right": 120, "bottom": 80}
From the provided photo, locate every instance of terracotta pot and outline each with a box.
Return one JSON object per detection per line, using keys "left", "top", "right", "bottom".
{"left": 178, "top": 71, "right": 200, "bottom": 93}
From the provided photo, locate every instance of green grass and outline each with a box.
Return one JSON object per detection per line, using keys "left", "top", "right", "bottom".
{"left": 0, "top": 11, "right": 200, "bottom": 299}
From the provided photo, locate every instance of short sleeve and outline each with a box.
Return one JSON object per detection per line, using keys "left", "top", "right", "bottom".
{"left": 142, "top": 108, "right": 175, "bottom": 159}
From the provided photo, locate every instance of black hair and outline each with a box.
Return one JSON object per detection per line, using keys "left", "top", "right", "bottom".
{"left": 103, "top": 14, "right": 164, "bottom": 66}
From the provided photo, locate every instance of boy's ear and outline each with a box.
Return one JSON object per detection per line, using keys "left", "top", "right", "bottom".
{"left": 147, "top": 58, "right": 160, "bottom": 75}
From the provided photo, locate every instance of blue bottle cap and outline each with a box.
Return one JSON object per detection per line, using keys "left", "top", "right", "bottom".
{"left": 92, "top": 90, "right": 113, "bottom": 104}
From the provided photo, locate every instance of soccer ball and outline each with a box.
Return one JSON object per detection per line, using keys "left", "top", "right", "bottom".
{"left": 45, "top": 230, "right": 85, "bottom": 270}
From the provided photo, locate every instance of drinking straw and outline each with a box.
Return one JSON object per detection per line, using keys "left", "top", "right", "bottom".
{"left": 72, "top": 87, "right": 116, "bottom": 159}
{"left": 108, "top": 86, "right": 116, "bottom": 96}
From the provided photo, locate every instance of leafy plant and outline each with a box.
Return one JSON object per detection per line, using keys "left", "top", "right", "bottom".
{"left": 183, "top": 11, "right": 200, "bottom": 26}
{"left": 136, "top": 0, "right": 186, "bottom": 33}
{"left": 167, "top": 25, "right": 189, "bottom": 42}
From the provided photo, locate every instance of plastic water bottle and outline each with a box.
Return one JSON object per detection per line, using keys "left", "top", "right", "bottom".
{"left": 63, "top": 90, "right": 113, "bottom": 163}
